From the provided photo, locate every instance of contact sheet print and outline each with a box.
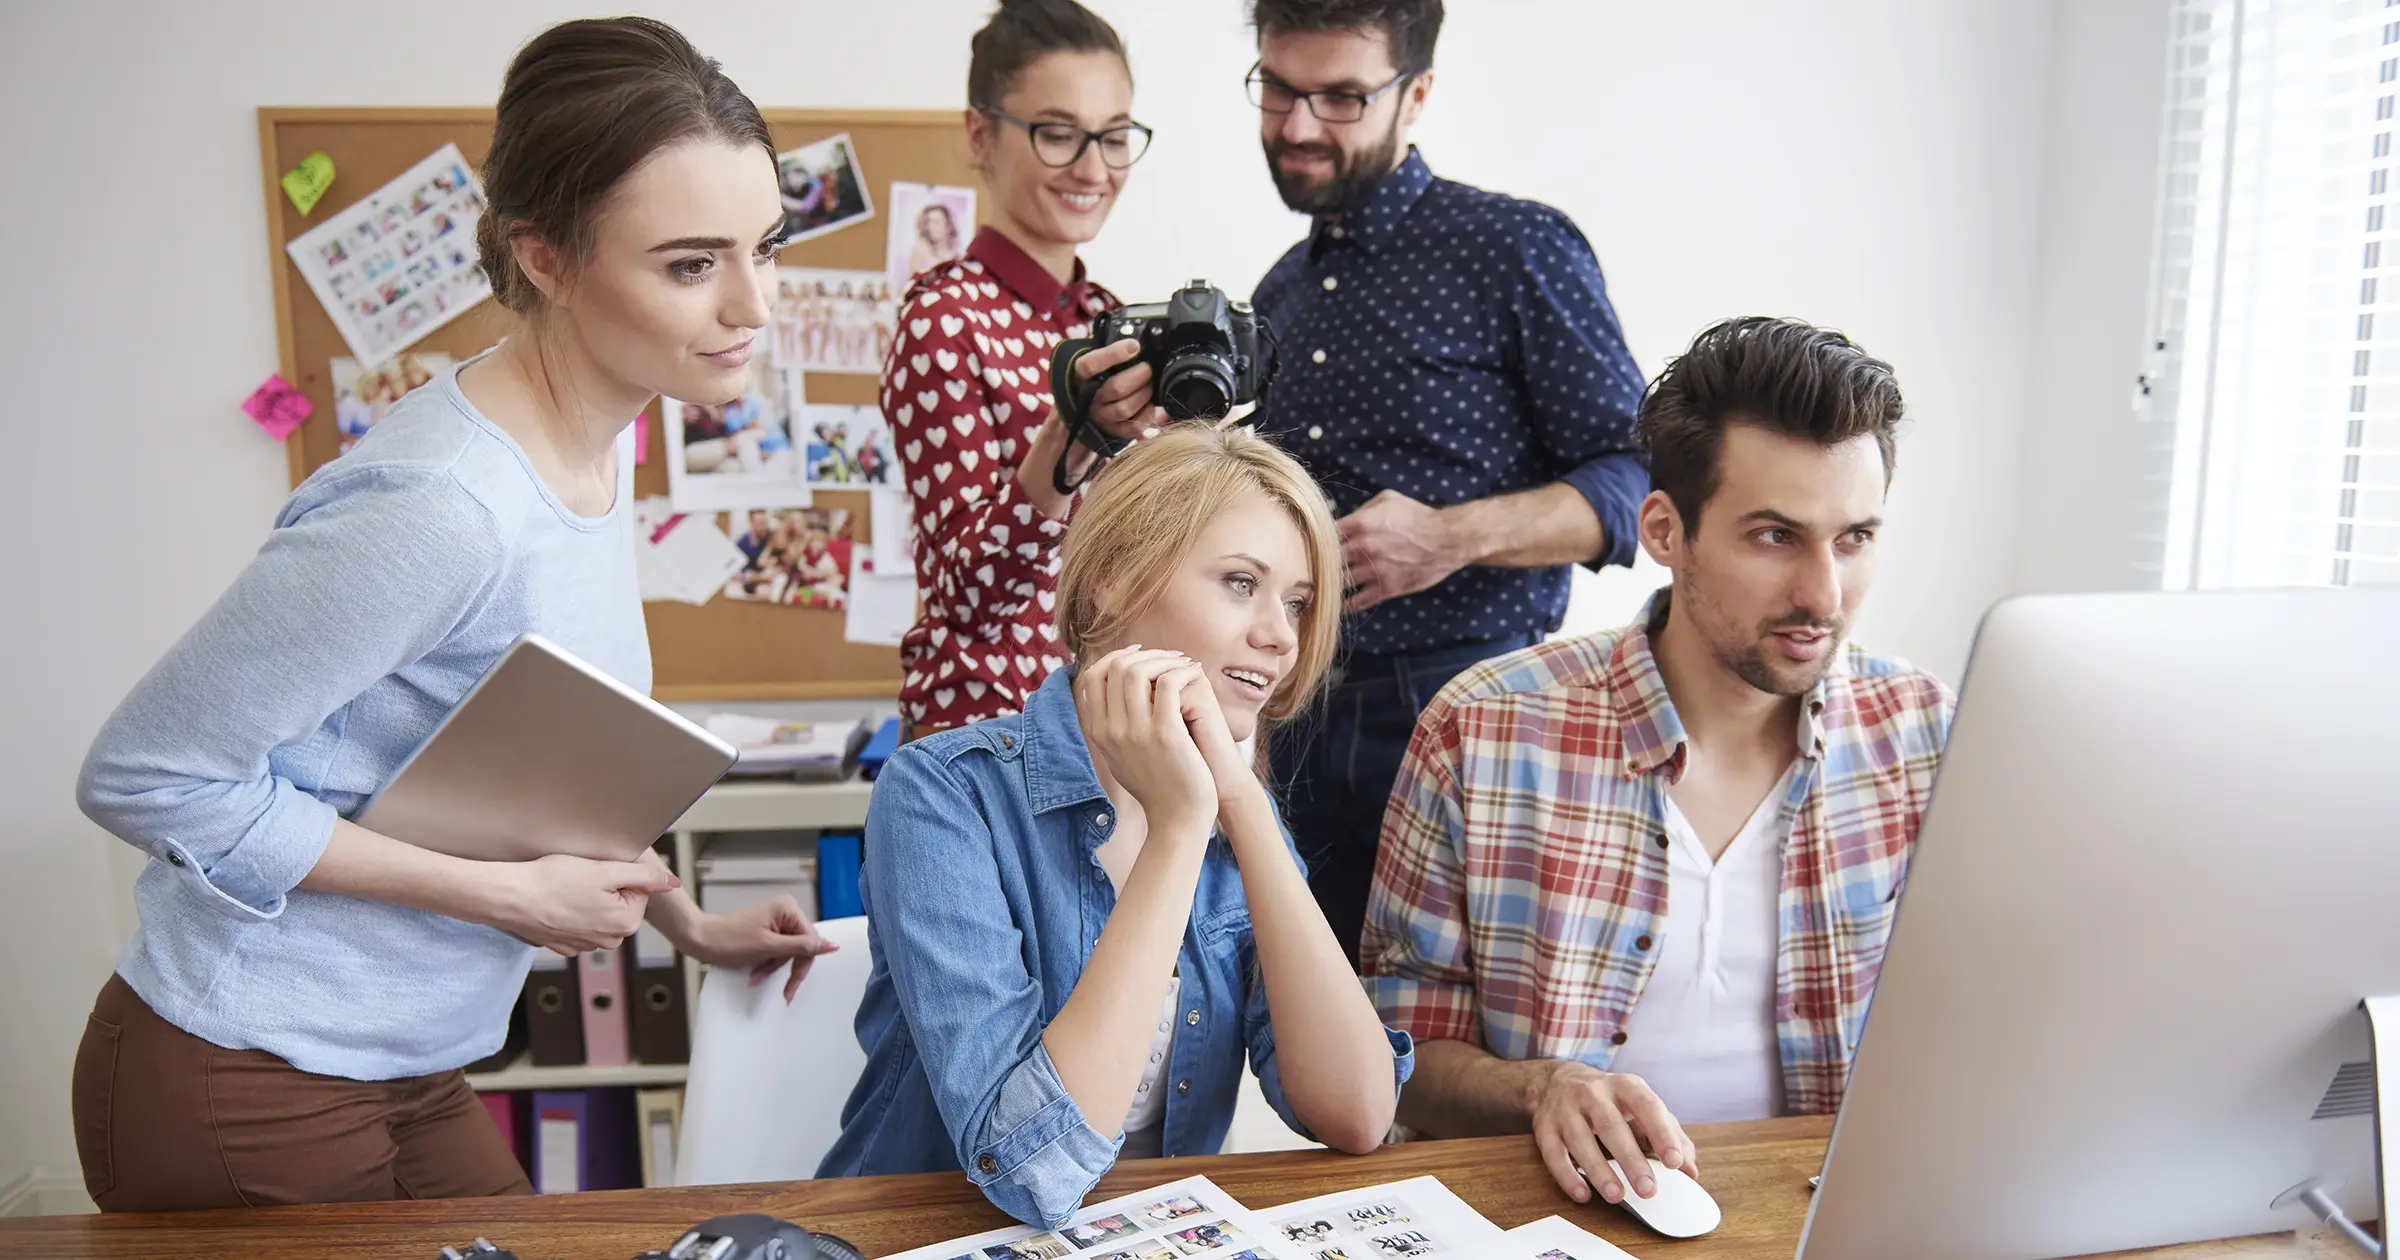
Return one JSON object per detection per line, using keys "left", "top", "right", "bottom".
{"left": 1261, "top": 1177, "right": 1507, "bottom": 1260}
{"left": 285, "top": 143, "right": 490, "bottom": 366}
{"left": 883, "top": 1176, "right": 1314, "bottom": 1260}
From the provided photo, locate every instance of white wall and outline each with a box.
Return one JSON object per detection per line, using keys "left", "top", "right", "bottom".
{"left": 0, "top": 0, "right": 2116, "bottom": 1192}
{"left": 2012, "top": 0, "right": 2175, "bottom": 596}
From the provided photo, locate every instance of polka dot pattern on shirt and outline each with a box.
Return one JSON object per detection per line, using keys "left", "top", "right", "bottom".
{"left": 1250, "top": 147, "right": 1648, "bottom": 655}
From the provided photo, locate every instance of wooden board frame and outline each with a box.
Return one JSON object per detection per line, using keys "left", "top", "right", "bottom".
{"left": 258, "top": 107, "right": 972, "bottom": 700}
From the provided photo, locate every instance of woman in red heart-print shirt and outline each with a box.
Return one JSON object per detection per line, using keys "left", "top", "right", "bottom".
{"left": 887, "top": 0, "right": 1163, "bottom": 737}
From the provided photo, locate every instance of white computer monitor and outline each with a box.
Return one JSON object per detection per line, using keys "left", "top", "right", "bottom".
{"left": 1798, "top": 588, "right": 2400, "bottom": 1260}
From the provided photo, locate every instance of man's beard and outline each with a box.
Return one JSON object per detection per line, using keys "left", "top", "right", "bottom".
{"left": 1685, "top": 569, "right": 1847, "bottom": 698}
{"left": 1265, "top": 111, "right": 1402, "bottom": 216}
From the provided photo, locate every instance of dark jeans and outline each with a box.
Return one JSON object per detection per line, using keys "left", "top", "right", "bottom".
{"left": 1271, "top": 632, "right": 1540, "bottom": 968}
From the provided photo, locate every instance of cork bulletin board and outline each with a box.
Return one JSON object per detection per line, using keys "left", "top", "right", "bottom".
{"left": 258, "top": 106, "right": 977, "bottom": 699}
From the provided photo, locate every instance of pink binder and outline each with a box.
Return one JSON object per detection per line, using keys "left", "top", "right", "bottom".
{"left": 577, "top": 946, "right": 632, "bottom": 1067}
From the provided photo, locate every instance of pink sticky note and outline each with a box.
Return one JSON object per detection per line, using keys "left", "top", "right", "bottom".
{"left": 635, "top": 409, "right": 650, "bottom": 465}
{"left": 241, "top": 374, "right": 313, "bottom": 441}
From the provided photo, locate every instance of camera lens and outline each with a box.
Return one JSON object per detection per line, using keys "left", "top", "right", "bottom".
{"left": 1158, "top": 349, "right": 1236, "bottom": 420}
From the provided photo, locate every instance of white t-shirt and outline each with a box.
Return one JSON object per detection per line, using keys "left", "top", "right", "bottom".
{"left": 1119, "top": 973, "right": 1181, "bottom": 1157}
{"left": 1605, "top": 763, "right": 1798, "bottom": 1124}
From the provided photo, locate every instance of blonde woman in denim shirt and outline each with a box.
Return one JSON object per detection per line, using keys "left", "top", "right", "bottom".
{"left": 820, "top": 424, "right": 1412, "bottom": 1226}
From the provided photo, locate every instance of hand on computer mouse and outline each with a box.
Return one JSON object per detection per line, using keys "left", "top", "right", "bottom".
{"left": 1528, "top": 1061, "right": 1696, "bottom": 1205}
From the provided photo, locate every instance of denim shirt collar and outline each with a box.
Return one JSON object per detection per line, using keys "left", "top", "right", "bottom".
{"left": 1018, "top": 665, "right": 1110, "bottom": 816}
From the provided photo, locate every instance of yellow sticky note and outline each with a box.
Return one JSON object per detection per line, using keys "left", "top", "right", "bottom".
{"left": 280, "top": 151, "right": 336, "bottom": 216}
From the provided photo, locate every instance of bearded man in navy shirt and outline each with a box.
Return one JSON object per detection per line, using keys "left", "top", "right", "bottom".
{"left": 1246, "top": 0, "right": 1647, "bottom": 965}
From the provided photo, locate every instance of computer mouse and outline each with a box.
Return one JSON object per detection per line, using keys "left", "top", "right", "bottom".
{"left": 1602, "top": 1158, "right": 1722, "bottom": 1238}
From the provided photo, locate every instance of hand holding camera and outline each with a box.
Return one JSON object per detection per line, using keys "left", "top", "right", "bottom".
{"left": 1037, "top": 280, "right": 1280, "bottom": 501}
{"left": 1014, "top": 338, "right": 1163, "bottom": 521}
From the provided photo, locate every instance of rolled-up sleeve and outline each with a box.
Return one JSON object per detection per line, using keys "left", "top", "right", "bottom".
{"left": 1359, "top": 697, "right": 1487, "bottom": 1046}
{"left": 1241, "top": 809, "right": 1415, "bottom": 1142}
{"left": 1512, "top": 207, "right": 1647, "bottom": 571}
{"left": 861, "top": 745, "right": 1116, "bottom": 1228}
{"left": 76, "top": 466, "right": 503, "bottom": 921}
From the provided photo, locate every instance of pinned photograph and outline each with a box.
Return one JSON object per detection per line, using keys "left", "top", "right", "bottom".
{"left": 776, "top": 268, "right": 897, "bottom": 375}
{"left": 332, "top": 351, "right": 452, "bottom": 455}
{"left": 981, "top": 1236, "right": 1073, "bottom": 1260}
{"left": 886, "top": 181, "right": 975, "bottom": 296}
{"left": 723, "top": 506, "right": 852, "bottom": 610}
{"left": 663, "top": 334, "right": 809, "bottom": 512}
{"left": 777, "top": 133, "right": 873, "bottom": 244}
{"left": 801, "top": 403, "right": 895, "bottom": 487}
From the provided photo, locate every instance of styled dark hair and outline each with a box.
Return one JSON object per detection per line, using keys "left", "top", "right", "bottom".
{"left": 1637, "top": 317, "right": 1905, "bottom": 533}
{"left": 476, "top": 17, "right": 773, "bottom": 314}
{"left": 967, "top": 0, "right": 1131, "bottom": 113}
{"left": 1249, "top": 0, "right": 1444, "bottom": 78}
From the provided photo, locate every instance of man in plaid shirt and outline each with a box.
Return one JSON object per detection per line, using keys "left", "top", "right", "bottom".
{"left": 1359, "top": 317, "right": 1955, "bottom": 1209}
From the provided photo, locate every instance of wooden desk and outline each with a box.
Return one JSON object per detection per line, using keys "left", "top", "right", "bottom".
{"left": 0, "top": 1116, "right": 2349, "bottom": 1260}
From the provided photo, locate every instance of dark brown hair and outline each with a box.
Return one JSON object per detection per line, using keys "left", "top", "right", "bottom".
{"left": 1250, "top": 0, "right": 1444, "bottom": 78}
{"left": 966, "top": 0, "right": 1130, "bottom": 113}
{"left": 476, "top": 17, "right": 773, "bottom": 314}
{"left": 1637, "top": 316, "right": 1906, "bottom": 534}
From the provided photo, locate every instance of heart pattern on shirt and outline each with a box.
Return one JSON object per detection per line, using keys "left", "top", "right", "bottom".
{"left": 883, "top": 261, "right": 1123, "bottom": 729}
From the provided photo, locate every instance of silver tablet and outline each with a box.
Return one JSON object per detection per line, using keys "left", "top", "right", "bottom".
{"left": 356, "top": 633, "right": 736, "bottom": 864}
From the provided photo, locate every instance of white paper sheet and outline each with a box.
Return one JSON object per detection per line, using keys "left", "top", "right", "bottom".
{"left": 844, "top": 551, "right": 916, "bottom": 646}
{"left": 285, "top": 143, "right": 490, "bottom": 367}
{"left": 1495, "top": 1216, "right": 1637, "bottom": 1260}
{"left": 870, "top": 487, "right": 914, "bottom": 575}
{"left": 879, "top": 1174, "right": 1312, "bottom": 1260}
{"left": 631, "top": 498, "right": 746, "bottom": 605}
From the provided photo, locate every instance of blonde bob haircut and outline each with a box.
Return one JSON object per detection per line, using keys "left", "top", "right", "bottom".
{"left": 1055, "top": 422, "right": 1342, "bottom": 729}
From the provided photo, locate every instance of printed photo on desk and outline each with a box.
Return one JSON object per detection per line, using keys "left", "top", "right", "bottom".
{"left": 285, "top": 142, "right": 490, "bottom": 366}
{"left": 777, "top": 133, "right": 873, "bottom": 245}
{"left": 663, "top": 333, "right": 808, "bottom": 512}
{"left": 882, "top": 1175, "right": 1311, "bottom": 1260}
{"left": 1263, "top": 1177, "right": 1504, "bottom": 1260}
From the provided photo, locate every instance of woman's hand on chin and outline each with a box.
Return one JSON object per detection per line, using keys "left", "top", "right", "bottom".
{"left": 1076, "top": 646, "right": 1218, "bottom": 835}
{"left": 1173, "top": 662, "right": 1269, "bottom": 819}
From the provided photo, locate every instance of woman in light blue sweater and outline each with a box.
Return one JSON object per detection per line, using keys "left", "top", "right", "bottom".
{"left": 71, "top": 17, "right": 827, "bottom": 1211}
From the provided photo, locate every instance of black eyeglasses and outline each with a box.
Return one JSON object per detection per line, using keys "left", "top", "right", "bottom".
{"left": 981, "top": 110, "right": 1154, "bottom": 169}
{"left": 1246, "top": 63, "right": 1412, "bottom": 123}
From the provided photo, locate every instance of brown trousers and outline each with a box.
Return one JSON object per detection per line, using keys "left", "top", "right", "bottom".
{"left": 71, "top": 974, "right": 533, "bottom": 1211}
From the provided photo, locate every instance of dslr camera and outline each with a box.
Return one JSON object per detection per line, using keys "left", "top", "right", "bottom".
{"left": 1046, "top": 280, "right": 1279, "bottom": 492}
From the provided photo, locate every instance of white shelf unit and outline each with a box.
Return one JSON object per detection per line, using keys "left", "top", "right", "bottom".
{"left": 464, "top": 776, "right": 874, "bottom": 1095}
